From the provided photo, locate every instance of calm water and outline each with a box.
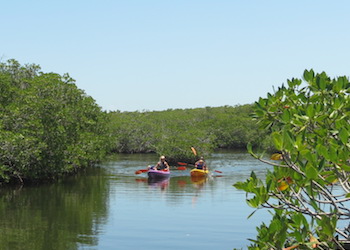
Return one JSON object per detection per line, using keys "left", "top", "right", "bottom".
{"left": 0, "top": 150, "right": 272, "bottom": 250}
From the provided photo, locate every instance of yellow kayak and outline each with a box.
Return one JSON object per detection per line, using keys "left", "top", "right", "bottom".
{"left": 190, "top": 169, "right": 209, "bottom": 177}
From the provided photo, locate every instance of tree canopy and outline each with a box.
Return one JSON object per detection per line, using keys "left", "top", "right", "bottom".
{"left": 108, "top": 105, "right": 269, "bottom": 163}
{"left": 235, "top": 70, "right": 350, "bottom": 249}
{"left": 0, "top": 59, "right": 111, "bottom": 183}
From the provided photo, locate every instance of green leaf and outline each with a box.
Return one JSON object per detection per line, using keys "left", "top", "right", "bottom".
{"left": 339, "top": 164, "right": 350, "bottom": 172}
{"left": 317, "top": 76, "right": 326, "bottom": 90}
{"left": 282, "top": 129, "right": 294, "bottom": 149}
{"left": 250, "top": 171, "right": 257, "bottom": 179}
{"left": 247, "top": 196, "right": 260, "bottom": 208}
{"left": 316, "top": 144, "right": 329, "bottom": 159}
{"left": 339, "top": 128, "right": 349, "bottom": 145}
{"left": 292, "top": 213, "right": 303, "bottom": 227}
{"left": 300, "top": 149, "right": 314, "bottom": 164}
{"left": 269, "top": 218, "right": 282, "bottom": 233}
{"left": 233, "top": 181, "right": 248, "bottom": 191}
{"left": 306, "top": 105, "right": 315, "bottom": 118}
{"left": 305, "top": 165, "right": 318, "bottom": 180}
{"left": 247, "top": 209, "right": 258, "bottom": 219}
{"left": 281, "top": 109, "right": 291, "bottom": 123}
{"left": 333, "top": 97, "right": 342, "bottom": 109}
{"left": 303, "top": 69, "right": 314, "bottom": 82}
{"left": 329, "top": 146, "right": 338, "bottom": 162}
{"left": 247, "top": 143, "right": 253, "bottom": 154}
{"left": 334, "top": 76, "right": 347, "bottom": 92}
{"left": 329, "top": 110, "right": 338, "bottom": 119}
{"left": 324, "top": 174, "right": 338, "bottom": 185}
{"left": 271, "top": 132, "right": 283, "bottom": 150}
{"left": 292, "top": 171, "right": 303, "bottom": 181}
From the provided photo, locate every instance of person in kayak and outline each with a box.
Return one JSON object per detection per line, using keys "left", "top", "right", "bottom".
{"left": 152, "top": 155, "right": 170, "bottom": 171}
{"left": 195, "top": 157, "right": 207, "bottom": 170}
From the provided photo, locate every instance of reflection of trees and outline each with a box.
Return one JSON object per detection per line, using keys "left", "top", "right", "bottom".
{"left": 0, "top": 167, "right": 109, "bottom": 250}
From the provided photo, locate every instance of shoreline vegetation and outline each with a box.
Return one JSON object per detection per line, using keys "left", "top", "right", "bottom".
{"left": 108, "top": 104, "right": 271, "bottom": 164}
{"left": 0, "top": 59, "right": 270, "bottom": 185}
{"left": 0, "top": 59, "right": 112, "bottom": 184}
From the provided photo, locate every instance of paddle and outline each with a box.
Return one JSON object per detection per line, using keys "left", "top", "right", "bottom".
{"left": 191, "top": 146, "right": 197, "bottom": 156}
{"left": 135, "top": 169, "right": 148, "bottom": 174}
{"left": 135, "top": 166, "right": 186, "bottom": 174}
{"left": 178, "top": 162, "right": 194, "bottom": 167}
{"left": 175, "top": 147, "right": 198, "bottom": 168}
{"left": 178, "top": 161, "right": 222, "bottom": 173}
{"left": 177, "top": 166, "right": 187, "bottom": 170}
{"left": 177, "top": 162, "right": 189, "bottom": 166}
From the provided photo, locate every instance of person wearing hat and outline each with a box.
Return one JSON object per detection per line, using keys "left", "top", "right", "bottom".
{"left": 195, "top": 157, "right": 207, "bottom": 170}
{"left": 153, "top": 155, "right": 170, "bottom": 171}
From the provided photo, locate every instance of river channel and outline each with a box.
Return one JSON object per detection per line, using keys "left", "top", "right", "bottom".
{"left": 0, "top": 150, "right": 273, "bottom": 250}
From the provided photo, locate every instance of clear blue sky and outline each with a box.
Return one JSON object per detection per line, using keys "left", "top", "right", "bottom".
{"left": 2, "top": 1, "right": 350, "bottom": 112}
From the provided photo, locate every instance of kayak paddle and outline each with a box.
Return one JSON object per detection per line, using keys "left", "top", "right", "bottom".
{"left": 191, "top": 146, "right": 197, "bottom": 156}
{"left": 177, "top": 166, "right": 187, "bottom": 170}
{"left": 177, "top": 162, "right": 194, "bottom": 166}
{"left": 177, "top": 162, "right": 222, "bottom": 174}
{"left": 177, "top": 162, "right": 188, "bottom": 166}
{"left": 135, "top": 169, "right": 148, "bottom": 174}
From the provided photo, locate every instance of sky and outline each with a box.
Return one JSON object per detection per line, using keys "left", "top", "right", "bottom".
{"left": 2, "top": 0, "right": 350, "bottom": 112}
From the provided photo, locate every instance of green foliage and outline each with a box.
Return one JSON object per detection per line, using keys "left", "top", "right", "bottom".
{"left": 108, "top": 105, "right": 269, "bottom": 162}
{"left": 0, "top": 59, "right": 111, "bottom": 183}
{"left": 235, "top": 70, "right": 350, "bottom": 249}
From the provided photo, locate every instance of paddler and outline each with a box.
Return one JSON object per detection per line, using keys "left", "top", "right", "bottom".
{"left": 153, "top": 155, "right": 170, "bottom": 171}
{"left": 195, "top": 157, "right": 207, "bottom": 170}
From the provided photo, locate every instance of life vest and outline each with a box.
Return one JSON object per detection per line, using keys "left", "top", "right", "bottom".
{"left": 196, "top": 163, "right": 204, "bottom": 169}
{"left": 157, "top": 161, "right": 167, "bottom": 170}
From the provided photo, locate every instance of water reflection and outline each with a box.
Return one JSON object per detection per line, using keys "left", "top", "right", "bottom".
{"left": 0, "top": 151, "right": 273, "bottom": 250}
{"left": 190, "top": 175, "right": 208, "bottom": 186}
{"left": 0, "top": 167, "right": 110, "bottom": 250}
{"left": 148, "top": 177, "right": 170, "bottom": 190}
{"left": 134, "top": 174, "right": 211, "bottom": 192}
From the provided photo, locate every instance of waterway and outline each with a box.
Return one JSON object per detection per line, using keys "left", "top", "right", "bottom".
{"left": 0, "top": 150, "right": 272, "bottom": 250}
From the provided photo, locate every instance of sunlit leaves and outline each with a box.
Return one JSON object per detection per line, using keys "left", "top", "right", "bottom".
{"left": 109, "top": 104, "right": 268, "bottom": 162}
{"left": 315, "top": 144, "right": 329, "bottom": 159}
{"left": 305, "top": 165, "right": 318, "bottom": 180}
{"left": 238, "top": 69, "right": 350, "bottom": 249}
{"left": 0, "top": 59, "right": 111, "bottom": 182}
{"left": 234, "top": 171, "right": 269, "bottom": 208}
{"left": 270, "top": 132, "right": 282, "bottom": 151}
{"left": 303, "top": 69, "right": 315, "bottom": 82}
{"left": 339, "top": 128, "right": 349, "bottom": 145}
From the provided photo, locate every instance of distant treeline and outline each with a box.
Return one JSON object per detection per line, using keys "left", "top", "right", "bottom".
{"left": 108, "top": 105, "right": 271, "bottom": 163}
{"left": 0, "top": 59, "right": 271, "bottom": 184}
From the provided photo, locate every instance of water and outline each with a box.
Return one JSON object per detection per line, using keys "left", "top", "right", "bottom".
{"left": 0, "top": 150, "right": 272, "bottom": 250}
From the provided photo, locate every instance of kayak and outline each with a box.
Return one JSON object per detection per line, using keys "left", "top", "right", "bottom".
{"left": 148, "top": 169, "right": 170, "bottom": 179}
{"left": 190, "top": 168, "right": 209, "bottom": 177}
